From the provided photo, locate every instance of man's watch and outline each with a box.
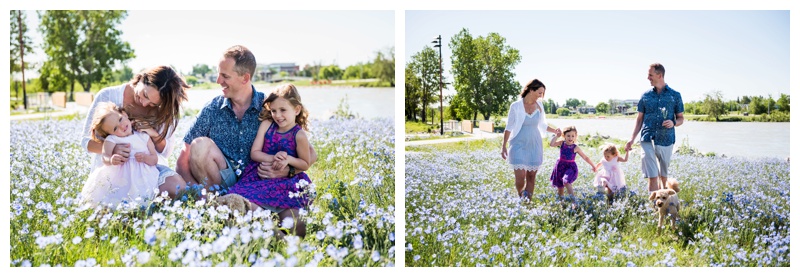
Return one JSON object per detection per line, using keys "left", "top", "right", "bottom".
{"left": 288, "top": 165, "right": 296, "bottom": 178}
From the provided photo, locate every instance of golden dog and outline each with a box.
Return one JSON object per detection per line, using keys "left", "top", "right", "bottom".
{"left": 649, "top": 178, "right": 680, "bottom": 234}
{"left": 215, "top": 193, "right": 253, "bottom": 215}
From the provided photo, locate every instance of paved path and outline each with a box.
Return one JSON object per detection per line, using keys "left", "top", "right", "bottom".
{"left": 10, "top": 102, "right": 89, "bottom": 121}
{"left": 405, "top": 130, "right": 503, "bottom": 146}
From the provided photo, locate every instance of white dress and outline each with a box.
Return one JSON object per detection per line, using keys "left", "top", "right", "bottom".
{"left": 593, "top": 156, "right": 626, "bottom": 193}
{"left": 80, "top": 132, "right": 159, "bottom": 207}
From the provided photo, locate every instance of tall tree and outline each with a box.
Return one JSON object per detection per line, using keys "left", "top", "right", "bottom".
{"left": 408, "top": 46, "right": 439, "bottom": 123}
{"left": 450, "top": 28, "right": 482, "bottom": 121}
{"left": 191, "top": 64, "right": 211, "bottom": 78}
{"left": 372, "top": 47, "right": 395, "bottom": 86}
{"left": 776, "top": 93, "right": 790, "bottom": 112}
{"left": 450, "top": 28, "right": 520, "bottom": 121}
{"left": 39, "top": 10, "right": 134, "bottom": 98}
{"left": 595, "top": 102, "right": 609, "bottom": 114}
{"left": 702, "top": 90, "right": 727, "bottom": 120}
{"left": 766, "top": 94, "right": 776, "bottom": 115}
{"left": 749, "top": 96, "right": 766, "bottom": 115}
{"left": 475, "top": 32, "right": 521, "bottom": 120}
{"left": 547, "top": 99, "right": 556, "bottom": 114}
{"left": 76, "top": 10, "right": 134, "bottom": 92}
{"left": 10, "top": 10, "right": 34, "bottom": 109}
{"left": 39, "top": 10, "right": 82, "bottom": 97}
{"left": 404, "top": 65, "right": 421, "bottom": 121}
{"left": 565, "top": 98, "right": 581, "bottom": 110}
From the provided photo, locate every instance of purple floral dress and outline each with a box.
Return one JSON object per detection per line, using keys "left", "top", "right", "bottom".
{"left": 550, "top": 142, "right": 578, "bottom": 188}
{"left": 228, "top": 122, "right": 312, "bottom": 209}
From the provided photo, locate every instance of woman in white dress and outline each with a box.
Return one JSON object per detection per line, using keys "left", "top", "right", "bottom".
{"left": 80, "top": 65, "right": 190, "bottom": 199}
{"left": 501, "top": 79, "right": 561, "bottom": 200}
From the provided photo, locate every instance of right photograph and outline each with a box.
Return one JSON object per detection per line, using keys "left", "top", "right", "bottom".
{"left": 404, "top": 10, "right": 789, "bottom": 267}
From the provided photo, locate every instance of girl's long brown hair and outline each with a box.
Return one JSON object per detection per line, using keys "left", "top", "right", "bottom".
{"left": 258, "top": 84, "right": 309, "bottom": 131}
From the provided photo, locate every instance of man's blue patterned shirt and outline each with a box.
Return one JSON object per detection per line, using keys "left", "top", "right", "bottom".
{"left": 637, "top": 84, "right": 684, "bottom": 146}
{"left": 183, "top": 85, "right": 265, "bottom": 168}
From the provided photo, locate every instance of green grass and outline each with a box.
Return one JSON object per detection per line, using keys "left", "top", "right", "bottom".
{"left": 10, "top": 117, "right": 395, "bottom": 267}
{"left": 405, "top": 137, "right": 789, "bottom": 267}
{"left": 405, "top": 121, "right": 436, "bottom": 134}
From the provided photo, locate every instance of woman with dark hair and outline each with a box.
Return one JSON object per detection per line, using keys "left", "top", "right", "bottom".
{"left": 81, "top": 65, "right": 190, "bottom": 199}
{"left": 501, "top": 79, "right": 561, "bottom": 200}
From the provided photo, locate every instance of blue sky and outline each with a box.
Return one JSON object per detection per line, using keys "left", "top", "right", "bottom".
{"left": 406, "top": 10, "right": 789, "bottom": 105}
{"left": 22, "top": 10, "right": 395, "bottom": 75}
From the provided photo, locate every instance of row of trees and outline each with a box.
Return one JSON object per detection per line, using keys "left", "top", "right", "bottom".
{"left": 691, "top": 92, "right": 789, "bottom": 120}
{"left": 10, "top": 10, "right": 134, "bottom": 107}
{"left": 406, "top": 28, "right": 521, "bottom": 123}
{"left": 307, "top": 47, "right": 395, "bottom": 86}
{"left": 182, "top": 47, "right": 395, "bottom": 86}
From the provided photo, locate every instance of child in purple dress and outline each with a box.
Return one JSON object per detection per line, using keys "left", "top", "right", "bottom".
{"left": 227, "top": 84, "right": 314, "bottom": 237}
{"left": 549, "top": 126, "right": 596, "bottom": 202}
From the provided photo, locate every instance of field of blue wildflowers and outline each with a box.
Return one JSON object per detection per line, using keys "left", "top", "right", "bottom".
{"left": 405, "top": 138, "right": 789, "bottom": 266}
{"left": 10, "top": 116, "right": 395, "bottom": 267}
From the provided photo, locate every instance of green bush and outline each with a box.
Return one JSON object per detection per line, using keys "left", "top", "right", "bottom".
{"left": 556, "top": 108, "right": 571, "bottom": 116}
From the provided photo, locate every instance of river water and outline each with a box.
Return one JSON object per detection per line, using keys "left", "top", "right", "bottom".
{"left": 184, "top": 86, "right": 395, "bottom": 120}
{"left": 547, "top": 118, "right": 789, "bottom": 159}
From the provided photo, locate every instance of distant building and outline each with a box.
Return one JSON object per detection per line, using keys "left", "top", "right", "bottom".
{"left": 578, "top": 106, "right": 596, "bottom": 114}
{"left": 256, "top": 63, "right": 300, "bottom": 81}
{"left": 608, "top": 99, "right": 639, "bottom": 114}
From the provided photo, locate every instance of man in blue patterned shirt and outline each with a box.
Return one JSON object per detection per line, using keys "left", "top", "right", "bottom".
{"left": 176, "top": 45, "right": 316, "bottom": 190}
{"left": 626, "top": 63, "right": 684, "bottom": 192}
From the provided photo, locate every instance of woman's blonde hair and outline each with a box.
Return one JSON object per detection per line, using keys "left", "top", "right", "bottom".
{"left": 258, "top": 84, "right": 309, "bottom": 131}
{"left": 89, "top": 102, "right": 126, "bottom": 142}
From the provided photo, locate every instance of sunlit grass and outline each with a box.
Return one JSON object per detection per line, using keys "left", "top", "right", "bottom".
{"left": 10, "top": 116, "right": 395, "bottom": 267}
{"left": 405, "top": 138, "right": 789, "bottom": 266}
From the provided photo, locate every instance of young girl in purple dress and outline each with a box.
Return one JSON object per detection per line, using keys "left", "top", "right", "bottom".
{"left": 227, "top": 83, "right": 314, "bottom": 237}
{"left": 549, "top": 126, "right": 596, "bottom": 203}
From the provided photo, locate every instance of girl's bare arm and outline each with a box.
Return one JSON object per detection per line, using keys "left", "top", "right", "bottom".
{"left": 575, "top": 146, "right": 596, "bottom": 171}
{"left": 618, "top": 151, "right": 629, "bottom": 162}
{"left": 250, "top": 120, "right": 276, "bottom": 163}
{"left": 286, "top": 130, "right": 311, "bottom": 171}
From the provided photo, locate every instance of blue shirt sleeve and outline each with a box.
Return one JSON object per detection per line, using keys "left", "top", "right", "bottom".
{"left": 183, "top": 105, "right": 212, "bottom": 145}
{"left": 637, "top": 94, "right": 645, "bottom": 113}
{"left": 674, "top": 92, "right": 684, "bottom": 114}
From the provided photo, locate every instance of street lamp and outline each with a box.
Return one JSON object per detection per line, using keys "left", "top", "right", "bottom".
{"left": 432, "top": 35, "right": 443, "bottom": 135}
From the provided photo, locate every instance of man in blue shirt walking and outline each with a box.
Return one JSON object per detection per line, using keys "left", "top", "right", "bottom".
{"left": 626, "top": 63, "right": 684, "bottom": 192}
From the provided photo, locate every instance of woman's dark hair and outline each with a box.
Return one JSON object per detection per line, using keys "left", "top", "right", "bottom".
{"left": 521, "top": 79, "right": 546, "bottom": 99}
{"left": 129, "top": 65, "right": 190, "bottom": 142}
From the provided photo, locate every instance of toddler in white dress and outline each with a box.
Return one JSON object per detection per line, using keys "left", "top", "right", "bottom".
{"left": 80, "top": 103, "right": 159, "bottom": 208}
{"left": 593, "top": 144, "right": 628, "bottom": 204}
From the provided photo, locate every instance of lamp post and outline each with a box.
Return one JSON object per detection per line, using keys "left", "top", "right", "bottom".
{"left": 432, "top": 35, "right": 443, "bottom": 135}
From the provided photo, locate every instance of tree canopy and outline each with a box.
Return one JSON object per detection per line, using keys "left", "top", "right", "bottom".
{"left": 407, "top": 46, "right": 441, "bottom": 122}
{"left": 449, "top": 28, "right": 521, "bottom": 121}
{"left": 38, "top": 10, "right": 134, "bottom": 97}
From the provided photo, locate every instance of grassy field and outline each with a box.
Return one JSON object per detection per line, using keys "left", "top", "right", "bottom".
{"left": 10, "top": 116, "right": 395, "bottom": 267}
{"left": 405, "top": 138, "right": 789, "bottom": 267}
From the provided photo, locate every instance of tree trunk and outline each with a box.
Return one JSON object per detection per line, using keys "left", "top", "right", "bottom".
{"left": 16, "top": 12, "right": 28, "bottom": 109}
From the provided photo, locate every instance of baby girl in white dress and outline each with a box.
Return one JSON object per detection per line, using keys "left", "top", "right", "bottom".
{"left": 80, "top": 103, "right": 159, "bottom": 208}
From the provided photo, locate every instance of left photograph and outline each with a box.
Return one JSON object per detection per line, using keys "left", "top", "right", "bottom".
{"left": 9, "top": 10, "right": 395, "bottom": 267}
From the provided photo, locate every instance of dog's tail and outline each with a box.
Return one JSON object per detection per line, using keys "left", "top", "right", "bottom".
{"left": 665, "top": 178, "right": 680, "bottom": 193}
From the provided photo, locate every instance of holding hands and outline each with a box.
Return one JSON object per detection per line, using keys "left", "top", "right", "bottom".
{"left": 111, "top": 143, "right": 130, "bottom": 164}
